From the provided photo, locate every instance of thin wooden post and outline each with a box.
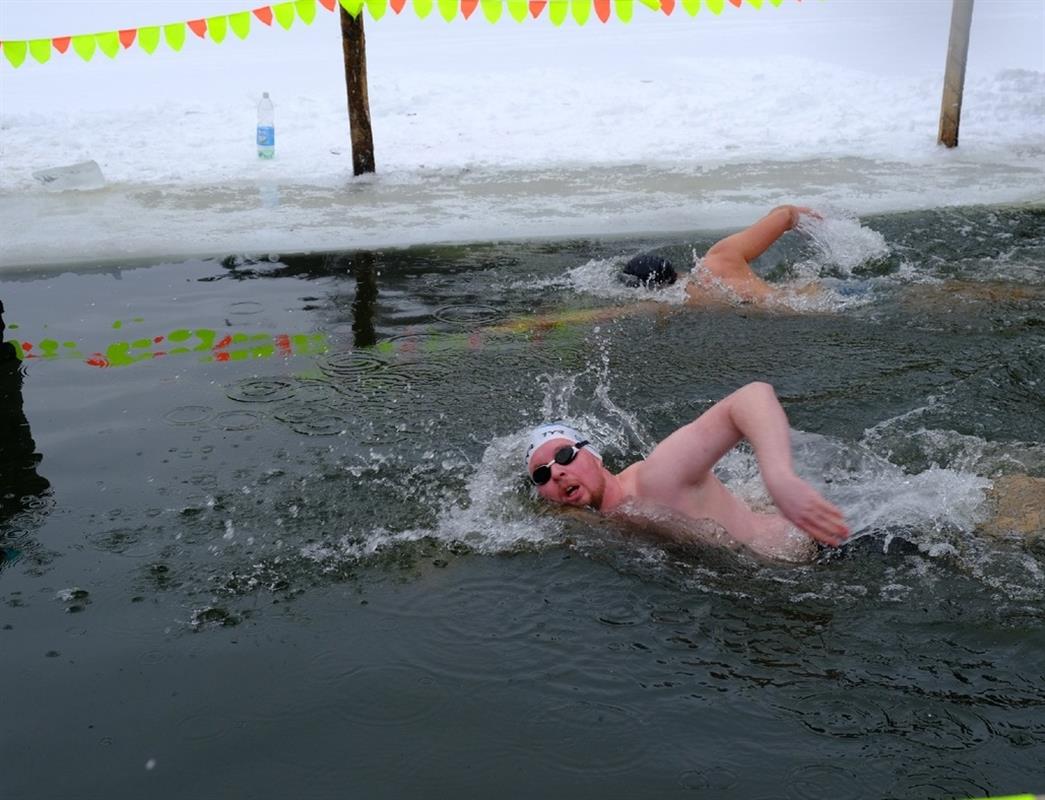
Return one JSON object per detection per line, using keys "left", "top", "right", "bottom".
{"left": 938, "top": 0, "right": 975, "bottom": 148}
{"left": 339, "top": 6, "right": 376, "bottom": 175}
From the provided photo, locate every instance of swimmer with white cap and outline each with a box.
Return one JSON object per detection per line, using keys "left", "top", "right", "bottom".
{"left": 525, "top": 382, "right": 849, "bottom": 563}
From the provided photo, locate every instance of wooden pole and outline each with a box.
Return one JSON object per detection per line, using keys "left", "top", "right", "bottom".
{"left": 938, "top": 0, "right": 975, "bottom": 148}
{"left": 339, "top": 6, "right": 376, "bottom": 175}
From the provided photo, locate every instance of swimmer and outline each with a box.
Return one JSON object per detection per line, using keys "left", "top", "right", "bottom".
{"left": 620, "top": 204, "right": 819, "bottom": 304}
{"left": 483, "top": 205, "right": 821, "bottom": 338}
{"left": 525, "top": 381, "right": 850, "bottom": 564}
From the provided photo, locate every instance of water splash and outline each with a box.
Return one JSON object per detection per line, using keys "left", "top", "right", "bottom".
{"left": 795, "top": 211, "right": 891, "bottom": 278}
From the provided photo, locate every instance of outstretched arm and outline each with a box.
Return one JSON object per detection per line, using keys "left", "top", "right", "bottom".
{"left": 694, "top": 206, "right": 816, "bottom": 302}
{"left": 639, "top": 382, "right": 849, "bottom": 546}
{"left": 705, "top": 205, "right": 813, "bottom": 265}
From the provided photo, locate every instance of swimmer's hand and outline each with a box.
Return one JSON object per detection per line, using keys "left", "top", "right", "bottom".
{"left": 765, "top": 472, "right": 849, "bottom": 547}
{"left": 772, "top": 205, "right": 822, "bottom": 229}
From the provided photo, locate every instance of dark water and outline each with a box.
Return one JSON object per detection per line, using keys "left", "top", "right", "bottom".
{"left": 2, "top": 205, "right": 1044, "bottom": 799}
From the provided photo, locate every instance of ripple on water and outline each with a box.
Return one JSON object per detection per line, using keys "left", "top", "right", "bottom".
{"left": 326, "top": 664, "right": 447, "bottom": 727}
{"left": 316, "top": 350, "right": 389, "bottom": 379}
{"left": 432, "top": 303, "right": 504, "bottom": 327}
{"left": 210, "top": 410, "right": 263, "bottom": 431}
{"left": 785, "top": 762, "right": 868, "bottom": 800}
{"left": 225, "top": 300, "right": 265, "bottom": 316}
{"left": 385, "top": 360, "right": 456, "bottom": 385}
{"left": 884, "top": 703, "right": 994, "bottom": 752}
{"left": 520, "top": 700, "right": 649, "bottom": 776}
{"left": 374, "top": 573, "right": 550, "bottom": 682}
{"left": 86, "top": 526, "right": 166, "bottom": 559}
{"left": 887, "top": 769, "right": 991, "bottom": 800}
{"left": 225, "top": 377, "right": 298, "bottom": 404}
{"left": 163, "top": 405, "right": 213, "bottom": 426}
{"left": 592, "top": 590, "right": 647, "bottom": 627}
{"left": 677, "top": 765, "right": 740, "bottom": 792}
{"left": 783, "top": 689, "right": 891, "bottom": 739}
{"left": 273, "top": 402, "right": 351, "bottom": 436}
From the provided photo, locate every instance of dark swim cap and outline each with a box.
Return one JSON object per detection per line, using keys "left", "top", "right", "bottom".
{"left": 619, "top": 254, "right": 677, "bottom": 289}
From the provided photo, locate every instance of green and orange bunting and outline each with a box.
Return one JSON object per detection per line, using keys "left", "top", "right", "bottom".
{"left": 2, "top": 0, "right": 800, "bottom": 68}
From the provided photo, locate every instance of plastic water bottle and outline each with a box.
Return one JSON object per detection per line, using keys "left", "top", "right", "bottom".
{"left": 257, "top": 92, "right": 275, "bottom": 159}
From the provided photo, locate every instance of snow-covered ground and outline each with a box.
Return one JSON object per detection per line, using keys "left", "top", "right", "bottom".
{"left": 1, "top": 0, "right": 1043, "bottom": 269}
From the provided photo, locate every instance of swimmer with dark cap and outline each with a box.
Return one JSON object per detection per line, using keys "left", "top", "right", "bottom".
{"left": 619, "top": 204, "right": 819, "bottom": 303}
{"left": 485, "top": 205, "right": 821, "bottom": 337}
{"left": 525, "top": 382, "right": 850, "bottom": 563}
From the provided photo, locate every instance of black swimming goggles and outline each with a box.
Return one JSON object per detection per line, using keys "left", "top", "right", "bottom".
{"left": 531, "top": 441, "right": 588, "bottom": 486}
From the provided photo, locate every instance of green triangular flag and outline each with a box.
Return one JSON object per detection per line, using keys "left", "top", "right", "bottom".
{"left": 138, "top": 26, "right": 161, "bottom": 52}
{"left": 638, "top": 0, "right": 659, "bottom": 10}
{"left": 72, "top": 34, "right": 97, "bottom": 61}
{"left": 549, "top": 0, "right": 567, "bottom": 25}
{"left": 616, "top": 0, "right": 633, "bottom": 21}
{"left": 681, "top": 0, "right": 699, "bottom": 14}
{"left": 438, "top": 0, "right": 457, "bottom": 21}
{"left": 767, "top": 0, "right": 781, "bottom": 5}
{"left": 207, "top": 16, "right": 229, "bottom": 43}
{"left": 507, "top": 0, "right": 526, "bottom": 22}
{"left": 747, "top": 0, "right": 762, "bottom": 8}
{"left": 29, "top": 39, "right": 51, "bottom": 64}
{"left": 97, "top": 30, "right": 120, "bottom": 58}
{"left": 164, "top": 23, "right": 186, "bottom": 52}
{"left": 3, "top": 40, "right": 28, "bottom": 68}
{"left": 274, "top": 2, "right": 296, "bottom": 28}
{"left": 229, "top": 12, "right": 251, "bottom": 39}
{"left": 413, "top": 0, "right": 433, "bottom": 17}
{"left": 481, "top": 0, "right": 502, "bottom": 22}
{"left": 706, "top": 0, "right": 723, "bottom": 12}
{"left": 366, "top": 0, "right": 388, "bottom": 20}
{"left": 339, "top": 0, "right": 364, "bottom": 17}
{"left": 571, "top": 0, "right": 590, "bottom": 25}
{"left": 296, "top": 0, "right": 318, "bottom": 24}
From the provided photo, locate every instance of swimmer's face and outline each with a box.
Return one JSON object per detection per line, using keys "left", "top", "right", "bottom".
{"left": 529, "top": 438, "right": 606, "bottom": 510}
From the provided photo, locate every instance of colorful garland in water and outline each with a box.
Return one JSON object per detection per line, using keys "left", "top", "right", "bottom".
{"left": 1, "top": 0, "right": 801, "bottom": 68}
{"left": 11, "top": 326, "right": 329, "bottom": 368}
{"left": 7, "top": 306, "right": 607, "bottom": 368}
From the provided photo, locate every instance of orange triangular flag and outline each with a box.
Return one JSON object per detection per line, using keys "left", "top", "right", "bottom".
{"left": 728, "top": 0, "right": 740, "bottom": 5}
{"left": 529, "top": 0, "right": 546, "bottom": 16}
{"left": 319, "top": 0, "right": 336, "bottom": 8}
{"left": 119, "top": 29, "right": 137, "bottom": 48}
{"left": 595, "top": 0, "right": 611, "bottom": 21}
{"left": 53, "top": 36, "right": 71, "bottom": 53}
{"left": 390, "top": 0, "right": 406, "bottom": 11}
{"left": 187, "top": 19, "right": 208, "bottom": 37}
{"left": 253, "top": 6, "right": 275, "bottom": 24}
{"left": 661, "top": 0, "right": 674, "bottom": 13}
{"left": 461, "top": 0, "right": 477, "bottom": 16}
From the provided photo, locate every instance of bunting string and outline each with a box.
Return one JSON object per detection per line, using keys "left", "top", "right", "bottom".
{"left": 1, "top": 0, "right": 797, "bottom": 69}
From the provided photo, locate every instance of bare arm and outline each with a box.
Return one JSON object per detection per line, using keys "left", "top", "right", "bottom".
{"left": 692, "top": 206, "right": 816, "bottom": 303}
{"left": 639, "top": 382, "right": 849, "bottom": 546}
{"left": 705, "top": 205, "right": 811, "bottom": 266}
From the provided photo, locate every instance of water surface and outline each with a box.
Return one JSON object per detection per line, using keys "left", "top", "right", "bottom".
{"left": 2, "top": 205, "right": 1044, "bottom": 799}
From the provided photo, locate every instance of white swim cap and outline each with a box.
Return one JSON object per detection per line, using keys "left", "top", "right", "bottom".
{"left": 524, "top": 422, "right": 601, "bottom": 469}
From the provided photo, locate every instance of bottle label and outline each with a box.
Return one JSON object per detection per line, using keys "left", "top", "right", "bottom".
{"left": 257, "top": 126, "right": 275, "bottom": 147}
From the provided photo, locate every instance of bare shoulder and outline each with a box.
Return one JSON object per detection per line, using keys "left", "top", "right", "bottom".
{"left": 615, "top": 462, "right": 644, "bottom": 497}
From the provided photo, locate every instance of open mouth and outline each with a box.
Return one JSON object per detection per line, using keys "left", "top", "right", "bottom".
{"left": 564, "top": 484, "right": 580, "bottom": 500}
